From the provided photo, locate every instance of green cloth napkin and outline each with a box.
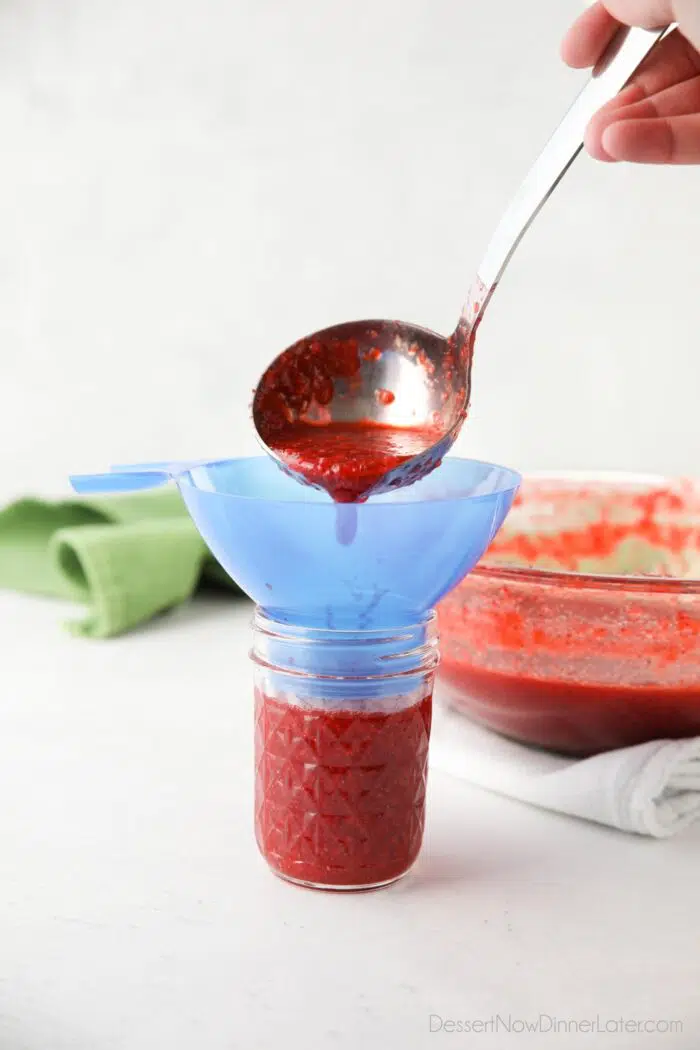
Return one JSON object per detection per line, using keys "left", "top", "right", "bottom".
{"left": 0, "top": 487, "right": 243, "bottom": 638}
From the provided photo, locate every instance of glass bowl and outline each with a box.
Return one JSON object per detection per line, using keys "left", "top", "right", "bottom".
{"left": 437, "top": 472, "right": 700, "bottom": 756}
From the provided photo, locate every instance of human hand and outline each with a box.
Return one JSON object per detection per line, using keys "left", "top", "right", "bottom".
{"left": 561, "top": 0, "right": 700, "bottom": 162}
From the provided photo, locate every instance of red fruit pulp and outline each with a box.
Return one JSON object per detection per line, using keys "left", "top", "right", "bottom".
{"left": 254, "top": 689, "right": 433, "bottom": 888}
{"left": 268, "top": 420, "right": 440, "bottom": 502}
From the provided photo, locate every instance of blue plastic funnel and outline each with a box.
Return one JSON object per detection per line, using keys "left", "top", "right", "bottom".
{"left": 71, "top": 456, "right": 519, "bottom": 630}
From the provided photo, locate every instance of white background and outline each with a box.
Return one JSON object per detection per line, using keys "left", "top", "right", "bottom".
{"left": 1, "top": 0, "right": 699, "bottom": 503}
{"left": 1, "top": 3, "right": 699, "bottom": 1048}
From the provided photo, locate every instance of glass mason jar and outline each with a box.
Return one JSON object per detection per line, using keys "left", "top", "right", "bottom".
{"left": 251, "top": 610, "right": 439, "bottom": 890}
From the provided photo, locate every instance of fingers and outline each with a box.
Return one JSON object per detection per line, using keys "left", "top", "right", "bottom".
{"left": 561, "top": 0, "right": 695, "bottom": 71}
{"left": 618, "top": 28, "right": 700, "bottom": 100}
{"left": 600, "top": 0, "right": 700, "bottom": 48}
{"left": 601, "top": 112, "right": 700, "bottom": 160}
{"left": 561, "top": 3, "right": 620, "bottom": 67}
{"left": 561, "top": 2, "right": 700, "bottom": 163}
{"left": 583, "top": 33, "right": 700, "bottom": 157}
{"left": 594, "top": 0, "right": 675, "bottom": 29}
{"left": 585, "top": 84, "right": 647, "bottom": 158}
{"left": 588, "top": 74, "right": 700, "bottom": 156}
{"left": 606, "top": 73, "right": 700, "bottom": 120}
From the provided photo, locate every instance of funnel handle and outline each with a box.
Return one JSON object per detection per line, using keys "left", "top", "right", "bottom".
{"left": 109, "top": 461, "right": 190, "bottom": 473}
{"left": 69, "top": 459, "right": 219, "bottom": 495}
{"left": 70, "top": 469, "right": 172, "bottom": 495}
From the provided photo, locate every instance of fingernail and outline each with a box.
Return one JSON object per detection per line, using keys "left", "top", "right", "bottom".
{"left": 585, "top": 123, "right": 617, "bottom": 162}
{"left": 601, "top": 125, "right": 621, "bottom": 161}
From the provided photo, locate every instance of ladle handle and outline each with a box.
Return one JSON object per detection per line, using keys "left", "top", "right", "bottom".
{"left": 474, "top": 23, "right": 671, "bottom": 307}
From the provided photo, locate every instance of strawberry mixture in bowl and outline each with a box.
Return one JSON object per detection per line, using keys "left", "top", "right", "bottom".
{"left": 437, "top": 473, "right": 700, "bottom": 756}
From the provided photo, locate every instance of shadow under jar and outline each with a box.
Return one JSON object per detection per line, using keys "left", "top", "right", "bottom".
{"left": 437, "top": 474, "right": 700, "bottom": 757}
{"left": 252, "top": 611, "right": 438, "bottom": 890}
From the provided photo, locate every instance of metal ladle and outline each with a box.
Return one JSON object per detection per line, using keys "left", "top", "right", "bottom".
{"left": 253, "top": 24, "right": 670, "bottom": 500}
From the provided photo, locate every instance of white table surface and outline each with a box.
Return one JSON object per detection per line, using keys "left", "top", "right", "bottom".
{"left": 1, "top": 590, "right": 698, "bottom": 1050}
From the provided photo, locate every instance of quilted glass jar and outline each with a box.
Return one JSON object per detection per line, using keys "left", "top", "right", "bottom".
{"left": 251, "top": 610, "right": 438, "bottom": 890}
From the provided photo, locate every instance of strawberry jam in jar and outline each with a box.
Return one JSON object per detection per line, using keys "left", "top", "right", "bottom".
{"left": 251, "top": 611, "right": 438, "bottom": 890}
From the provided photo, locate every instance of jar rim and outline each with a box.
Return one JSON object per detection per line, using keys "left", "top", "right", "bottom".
{"left": 250, "top": 608, "right": 439, "bottom": 681}
{"left": 252, "top": 608, "right": 438, "bottom": 638}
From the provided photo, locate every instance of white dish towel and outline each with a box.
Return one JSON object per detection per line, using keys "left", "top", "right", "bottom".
{"left": 429, "top": 697, "right": 700, "bottom": 837}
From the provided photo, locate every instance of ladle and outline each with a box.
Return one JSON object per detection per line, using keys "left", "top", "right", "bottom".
{"left": 252, "top": 24, "right": 669, "bottom": 502}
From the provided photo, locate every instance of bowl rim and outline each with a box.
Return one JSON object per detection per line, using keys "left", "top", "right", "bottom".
{"left": 475, "top": 468, "right": 700, "bottom": 593}
{"left": 179, "top": 455, "right": 522, "bottom": 507}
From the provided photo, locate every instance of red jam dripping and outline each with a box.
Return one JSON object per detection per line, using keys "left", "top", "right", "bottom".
{"left": 254, "top": 689, "right": 432, "bottom": 887}
{"left": 267, "top": 420, "right": 440, "bottom": 502}
{"left": 254, "top": 329, "right": 448, "bottom": 501}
